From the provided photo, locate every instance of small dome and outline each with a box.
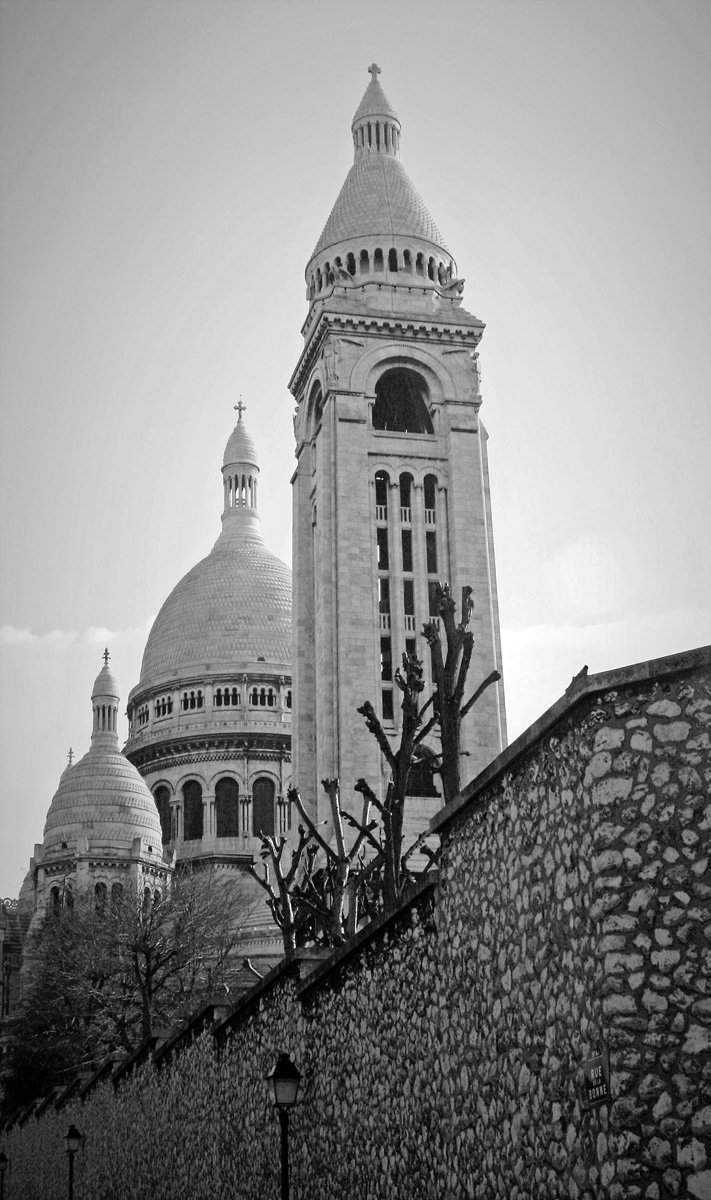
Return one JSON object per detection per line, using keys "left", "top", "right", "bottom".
{"left": 43, "top": 746, "right": 162, "bottom": 856}
{"left": 223, "top": 417, "right": 258, "bottom": 469}
{"left": 92, "top": 650, "right": 120, "bottom": 703}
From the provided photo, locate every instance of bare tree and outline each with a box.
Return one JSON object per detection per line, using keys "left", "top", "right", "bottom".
{"left": 1, "top": 872, "right": 255, "bottom": 1116}
{"left": 422, "top": 583, "right": 501, "bottom": 804}
{"left": 248, "top": 779, "right": 375, "bottom": 954}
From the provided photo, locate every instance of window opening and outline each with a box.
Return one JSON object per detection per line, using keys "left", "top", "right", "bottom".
{"left": 183, "top": 780, "right": 203, "bottom": 841}
{"left": 216, "top": 777, "right": 240, "bottom": 838}
{"left": 373, "top": 369, "right": 433, "bottom": 434}
{"left": 253, "top": 777, "right": 276, "bottom": 838}
{"left": 401, "top": 529, "right": 413, "bottom": 573}
{"left": 377, "top": 527, "right": 389, "bottom": 571}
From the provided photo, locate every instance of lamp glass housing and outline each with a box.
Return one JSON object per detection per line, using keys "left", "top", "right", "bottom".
{"left": 267, "top": 1054, "right": 301, "bottom": 1109}
{"left": 65, "top": 1125, "right": 82, "bottom": 1154}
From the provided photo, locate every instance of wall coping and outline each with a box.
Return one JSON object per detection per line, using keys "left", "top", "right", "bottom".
{"left": 431, "top": 643, "right": 711, "bottom": 837}
{"left": 297, "top": 874, "right": 439, "bottom": 997}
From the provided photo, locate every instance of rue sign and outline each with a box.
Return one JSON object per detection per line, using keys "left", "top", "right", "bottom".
{"left": 581, "top": 1049, "right": 611, "bottom": 1111}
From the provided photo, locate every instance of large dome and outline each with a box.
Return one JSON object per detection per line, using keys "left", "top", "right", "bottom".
{"left": 138, "top": 528, "right": 292, "bottom": 686}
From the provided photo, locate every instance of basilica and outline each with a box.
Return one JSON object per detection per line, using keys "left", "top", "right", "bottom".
{"left": 11, "top": 64, "right": 506, "bottom": 974}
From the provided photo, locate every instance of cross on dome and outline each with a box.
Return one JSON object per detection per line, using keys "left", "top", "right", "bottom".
{"left": 234, "top": 399, "right": 247, "bottom": 422}
{"left": 368, "top": 63, "right": 380, "bottom": 79}
{"left": 67, "top": 747, "right": 74, "bottom": 767}
{"left": 103, "top": 647, "right": 110, "bottom": 667}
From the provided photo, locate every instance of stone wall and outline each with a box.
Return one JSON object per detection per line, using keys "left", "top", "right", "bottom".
{"left": 2, "top": 648, "right": 709, "bottom": 1200}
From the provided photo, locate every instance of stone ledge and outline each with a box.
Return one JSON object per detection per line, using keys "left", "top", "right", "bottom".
{"left": 430, "top": 643, "right": 711, "bottom": 837}
{"left": 297, "top": 873, "right": 438, "bottom": 998}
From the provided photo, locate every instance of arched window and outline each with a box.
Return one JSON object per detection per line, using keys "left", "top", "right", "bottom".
{"left": 416, "top": 252, "right": 425, "bottom": 277}
{"left": 360, "top": 249, "right": 369, "bottom": 275}
{"left": 183, "top": 780, "right": 203, "bottom": 841}
{"left": 252, "top": 778, "right": 276, "bottom": 838}
{"left": 399, "top": 472, "right": 413, "bottom": 513}
{"left": 388, "top": 248, "right": 398, "bottom": 272}
{"left": 403, "top": 250, "right": 413, "bottom": 273}
{"left": 427, "top": 257, "right": 435, "bottom": 280}
{"left": 316, "top": 268, "right": 322, "bottom": 292}
{"left": 50, "top": 886, "right": 61, "bottom": 912}
{"left": 111, "top": 883, "right": 124, "bottom": 909}
{"left": 232, "top": 688, "right": 240, "bottom": 706}
{"left": 154, "top": 889, "right": 162, "bottom": 906}
{"left": 372, "top": 369, "right": 434, "bottom": 434}
{"left": 215, "top": 688, "right": 223, "bottom": 707}
{"left": 153, "top": 785, "right": 171, "bottom": 845}
{"left": 374, "top": 470, "right": 389, "bottom": 520}
{"left": 216, "top": 777, "right": 240, "bottom": 838}
{"left": 346, "top": 252, "right": 356, "bottom": 275}
{"left": 286, "top": 690, "right": 292, "bottom": 709}
{"left": 95, "top": 882, "right": 107, "bottom": 914}
{"left": 374, "top": 248, "right": 384, "bottom": 273}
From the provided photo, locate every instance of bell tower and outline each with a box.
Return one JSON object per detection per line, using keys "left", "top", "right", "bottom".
{"left": 290, "top": 66, "right": 507, "bottom": 820}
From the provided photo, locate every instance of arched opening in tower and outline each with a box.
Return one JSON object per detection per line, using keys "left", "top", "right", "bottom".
{"left": 372, "top": 368, "right": 434, "bottom": 434}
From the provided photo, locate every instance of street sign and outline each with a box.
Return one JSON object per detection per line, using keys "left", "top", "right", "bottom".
{"left": 581, "top": 1048, "right": 611, "bottom": 1111}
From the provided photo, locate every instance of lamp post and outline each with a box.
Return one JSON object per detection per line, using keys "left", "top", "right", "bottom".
{"left": 0, "top": 1150, "right": 8, "bottom": 1200}
{"left": 266, "top": 1053, "right": 301, "bottom": 1200}
{"left": 65, "top": 1126, "right": 81, "bottom": 1200}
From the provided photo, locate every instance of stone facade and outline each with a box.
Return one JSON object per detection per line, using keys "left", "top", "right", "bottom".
{"left": 3, "top": 647, "right": 708, "bottom": 1199}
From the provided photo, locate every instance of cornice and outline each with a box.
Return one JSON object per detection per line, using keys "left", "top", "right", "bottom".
{"left": 127, "top": 731, "right": 292, "bottom": 774}
{"left": 289, "top": 307, "right": 485, "bottom": 399}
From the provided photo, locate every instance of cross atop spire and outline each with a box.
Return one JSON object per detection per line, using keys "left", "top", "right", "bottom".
{"left": 103, "top": 647, "right": 110, "bottom": 667}
{"left": 234, "top": 399, "right": 247, "bottom": 422}
{"left": 67, "top": 747, "right": 73, "bottom": 767}
{"left": 368, "top": 62, "right": 380, "bottom": 79}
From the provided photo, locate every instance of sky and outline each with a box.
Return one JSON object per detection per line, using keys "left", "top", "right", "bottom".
{"left": 1, "top": 0, "right": 709, "bottom": 898}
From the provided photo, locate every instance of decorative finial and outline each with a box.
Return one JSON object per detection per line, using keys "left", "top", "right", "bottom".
{"left": 368, "top": 63, "right": 381, "bottom": 80}
{"left": 103, "top": 647, "right": 110, "bottom": 667}
{"left": 234, "top": 398, "right": 247, "bottom": 422}
{"left": 67, "top": 747, "right": 74, "bottom": 767}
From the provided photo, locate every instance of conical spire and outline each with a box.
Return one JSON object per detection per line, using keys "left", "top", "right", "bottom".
{"left": 351, "top": 64, "right": 401, "bottom": 159}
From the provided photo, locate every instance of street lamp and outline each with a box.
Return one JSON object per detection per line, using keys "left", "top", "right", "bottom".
{"left": 0, "top": 1150, "right": 8, "bottom": 1200}
{"left": 65, "top": 1126, "right": 81, "bottom": 1200}
{"left": 266, "top": 1054, "right": 301, "bottom": 1200}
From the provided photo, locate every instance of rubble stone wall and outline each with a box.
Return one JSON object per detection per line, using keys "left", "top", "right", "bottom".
{"left": 3, "top": 649, "right": 709, "bottom": 1200}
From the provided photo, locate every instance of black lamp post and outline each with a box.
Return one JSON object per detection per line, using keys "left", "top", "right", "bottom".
{"left": 65, "top": 1126, "right": 81, "bottom": 1200}
{"left": 0, "top": 1150, "right": 8, "bottom": 1200}
{"left": 266, "top": 1054, "right": 301, "bottom": 1200}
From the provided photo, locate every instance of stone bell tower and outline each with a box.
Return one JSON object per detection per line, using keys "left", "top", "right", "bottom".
{"left": 290, "top": 65, "right": 506, "bottom": 822}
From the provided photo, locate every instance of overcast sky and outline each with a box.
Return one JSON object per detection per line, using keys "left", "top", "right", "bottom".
{"left": 1, "top": 0, "right": 709, "bottom": 898}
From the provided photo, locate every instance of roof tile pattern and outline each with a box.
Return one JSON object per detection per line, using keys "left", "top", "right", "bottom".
{"left": 43, "top": 750, "right": 162, "bottom": 852}
{"left": 310, "top": 152, "right": 449, "bottom": 262}
{"left": 139, "top": 534, "right": 292, "bottom": 684}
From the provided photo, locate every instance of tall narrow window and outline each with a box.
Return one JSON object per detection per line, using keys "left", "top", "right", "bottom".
{"left": 380, "top": 637, "right": 393, "bottom": 682}
{"left": 424, "top": 474, "right": 437, "bottom": 523}
{"left": 375, "top": 471, "right": 389, "bottom": 520}
{"left": 360, "top": 249, "right": 369, "bottom": 275}
{"left": 428, "top": 581, "right": 440, "bottom": 617}
{"left": 153, "top": 785, "right": 171, "bottom": 845}
{"left": 388, "top": 248, "right": 398, "bottom": 271}
{"left": 377, "top": 527, "right": 389, "bottom": 570}
{"left": 382, "top": 689, "right": 394, "bottom": 721}
{"left": 253, "top": 778, "right": 276, "bottom": 838}
{"left": 406, "top": 637, "right": 417, "bottom": 659}
{"left": 403, "top": 579, "right": 415, "bottom": 616}
{"left": 216, "top": 777, "right": 240, "bottom": 838}
{"left": 374, "top": 248, "right": 384, "bottom": 272}
{"left": 94, "top": 882, "right": 107, "bottom": 915}
{"left": 426, "top": 530, "right": 438, "bottom": 575}
{"left": 401, "top": 529, "right": 413, "bottom": 573}
{"left": 183, "top": 781, "right": 203, "bottom": 841}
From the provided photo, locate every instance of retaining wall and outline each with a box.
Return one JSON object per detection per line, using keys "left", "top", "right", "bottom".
{"left": 2, "top": 647, "right": 709, "bottom": 1200}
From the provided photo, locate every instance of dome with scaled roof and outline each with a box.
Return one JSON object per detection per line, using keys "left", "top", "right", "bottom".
{"left": 136, "top": 411, "right": 291, "bottom": 689}
{"left": 307, "top": 65, "right": 453, "bottom": 280}
{"left": 42, "top": 654, "right": 163, "bottom": 858}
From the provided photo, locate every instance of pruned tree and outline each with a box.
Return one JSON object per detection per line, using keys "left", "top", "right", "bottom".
{"left": 422, "top": 582, "right": 501, "bottom": 804}
{"left": 349, "top": 583, "right": 501, "bottom": 911}
{"left": 248, "top": 779, "right": 375, "bottom": 955}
